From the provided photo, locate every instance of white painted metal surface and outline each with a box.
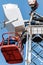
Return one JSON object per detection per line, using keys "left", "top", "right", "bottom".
{"left": 2, "top": 4, "right": 25, "bottom": 32}
{"left": 3, "top": 4, "right": 19, "bottom": 21}
{"left": 3, "top": 4, "right": 24, "bottom": 24}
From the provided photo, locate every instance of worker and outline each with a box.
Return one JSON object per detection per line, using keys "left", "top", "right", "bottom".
{"left": 28, "top": 0, "right": 38, "bottom": 13}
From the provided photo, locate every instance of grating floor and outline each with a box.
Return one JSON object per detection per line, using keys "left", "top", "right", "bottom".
{"left": 30, "top": 41, "right": 43, "bottom": 65}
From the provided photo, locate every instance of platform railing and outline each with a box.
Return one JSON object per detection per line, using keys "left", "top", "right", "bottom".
{"left": 26, "top": 25, "right": 43, "bottom": 34}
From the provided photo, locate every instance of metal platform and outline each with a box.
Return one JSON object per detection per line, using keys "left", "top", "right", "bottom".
{"left": 25, "top": 11, "right": 43, "bottom": 65}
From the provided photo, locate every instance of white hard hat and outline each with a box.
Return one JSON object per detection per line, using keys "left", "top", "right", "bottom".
{"left": 28, "top": 0, "right": 36, "bottom": 5}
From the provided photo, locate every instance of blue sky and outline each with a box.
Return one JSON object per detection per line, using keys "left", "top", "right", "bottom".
{"left": 0, "top": 0, "right": 43, "bottom": 65}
